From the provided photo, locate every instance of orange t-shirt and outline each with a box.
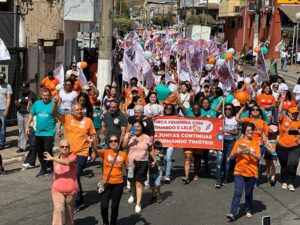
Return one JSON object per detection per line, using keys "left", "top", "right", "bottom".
{"left": 241, "top": 118, "right": 269, "bottom": 145}
{"left": 278, "top": 117, "right": 300, "bottom": 147}
{"left": 60, "top": 114, "right": 96, "bottom": 156}
{"left": 101, "top": 149, "right": 128, "bottom": 184}
{"left": 73, "top": 80, "right": 83, "bottom": 92}
{"left": 257, "top": 94, "right": 275, "bottom": 109}
{"left": 41, "top": 77, "right": 60, "bottom": 96}
{"left": 231, "top": 138, "right": 260, "bottom": 178}
{"left": 283, "top": 100, "right": 297, "bottom": 111}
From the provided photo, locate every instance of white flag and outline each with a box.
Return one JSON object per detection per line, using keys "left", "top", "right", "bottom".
{"left": 0, "top": 38, "right": 10, "bottom": 60}
{"left": 54, "top": 64, "right": 65, "bottom": 84}
{"left": 274, "top": 40, "right": 283, "bottom": 52}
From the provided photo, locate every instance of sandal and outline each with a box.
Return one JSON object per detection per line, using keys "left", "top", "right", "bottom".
{"left": 182, "top": 177, "right": 190, "bottom": 184}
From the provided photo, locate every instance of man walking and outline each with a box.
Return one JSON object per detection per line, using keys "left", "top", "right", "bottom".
{"left": 25, "top": 88, "right": 56, "bottom": 177}
{"left": 52, "top": 97, "right": 97, "bottom": 213}
{"left": 0, "top": 72, "right": 12, "bottom": 150}
{"left": 16, "top": 81, "right": 36, "bottom": 153}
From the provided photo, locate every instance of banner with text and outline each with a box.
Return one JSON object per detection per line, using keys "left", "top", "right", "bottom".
{"left": 153, "top": 116, "right": 224, "bottom": 150}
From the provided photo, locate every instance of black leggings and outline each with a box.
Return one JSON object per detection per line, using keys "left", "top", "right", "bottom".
{"left": 101, "top": 183, "right": 123, "bottom": 225}
{"left": 276, "top": 144, "right": 300, "bottom": 184}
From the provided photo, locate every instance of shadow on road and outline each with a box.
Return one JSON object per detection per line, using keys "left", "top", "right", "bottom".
{"left": 118, "top": 214, "right": 151, "bottom": 225}
{"left": 75, "top": 216, "right": 99, "bottom": 225}
{"left": 235, "top": 200, "right": 267, "bottom": 219}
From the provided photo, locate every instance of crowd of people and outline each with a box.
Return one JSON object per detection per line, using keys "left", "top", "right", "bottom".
{"left": 0, "top": 30, "right": 300, "bottom": 225}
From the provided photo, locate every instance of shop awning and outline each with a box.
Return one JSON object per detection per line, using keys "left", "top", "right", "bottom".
{"left": 279, "top": 5, "right": 300, "bottom": 23}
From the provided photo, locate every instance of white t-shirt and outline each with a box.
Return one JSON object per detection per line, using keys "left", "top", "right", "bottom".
{"left": 59, "top": 89, "right": 78, "bottom": 114}
{"left": 223, "top": 116, "right": 239, "bottom": 140}
{"left": 296, "top": 52, "right": 300, "bottom": 62}
{"left": 272, "top": 91, "right": 280, "bottom": 101}
{"left": 0, "top": 82, "right": 12, "bottom": 109}
{"left": 144, "top": 103, "right": 164, "bottom": 117}
{"left": 293, "top": 84, "right": 300, "bottom": 101}
{"left": 180, "top": 92, "right": 191, "bottom": 109}
{"left": 278, "top": 83, "right": 288, "bottom": 93}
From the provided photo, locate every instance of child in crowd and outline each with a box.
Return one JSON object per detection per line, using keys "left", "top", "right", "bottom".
{"left": 149, "top": 140, "right": 164, "bottom": 203}
{"left": 93, "top": 99, "right": 104, "bottom": 147}
{"left": 264, "top": 124, "right": 279, "bottom": 186}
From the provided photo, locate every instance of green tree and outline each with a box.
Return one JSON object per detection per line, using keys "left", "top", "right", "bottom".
{"left": 186, "top": 14, "right": 215, "bottom": 26}
{"left": 115, "top": 0, "right": 130, "bottom": 19}
{"left": 113, "top": 18, "right": 132, "bottom": 34}
{"left": 151, "top": 16, "right": 169, "bottom": 27}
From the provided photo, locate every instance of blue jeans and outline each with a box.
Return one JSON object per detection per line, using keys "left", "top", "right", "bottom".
{"left": 163, "top": 147, "right": 174, "bottom": 177}
{"left": 281, "top": 57, "right": 287, "bottom": 71}
{"left": 0, "top": 109, "right": 7, "bottom": 146}
{"left": 75, "top": 156, "right": 87, "bottom": 207}
{"left": 216, "top": 139, "right": 235, "bottom": 182}
{"left": 230, "top": 175, "right": 256, "bottom": 215}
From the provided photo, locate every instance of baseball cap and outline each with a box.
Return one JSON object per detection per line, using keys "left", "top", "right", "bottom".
{"left": 0, "top": 72, "right": 6, "bottom": 79}
{"left": 288, "top": 107, "right": 299, "bottom": 114}
{"left": 47, "top": 70, "right": 54, "bottom": 76}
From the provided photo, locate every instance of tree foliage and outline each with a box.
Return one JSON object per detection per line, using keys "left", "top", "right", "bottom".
{"left": 115, "top": 0, "right": 130, "bottom": 19}
{"left": 151, "top": 16, "right": 170, "bottom": 27}
{"left": 113, "top": 18, "right": 132, "bottom": 34}
{"left": 186, "top": 14, "right": 215, "bottom": 26}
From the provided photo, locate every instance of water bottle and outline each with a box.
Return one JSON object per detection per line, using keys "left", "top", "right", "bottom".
{"left": 128, "top": 161, "right": 134, "bottom": 179}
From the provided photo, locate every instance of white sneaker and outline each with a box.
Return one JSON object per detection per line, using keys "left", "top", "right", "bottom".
{"left": 128, "top": 195, "right": 134, "bottom": 204}
{"left": 246, "top": 212, "right": 252, "bottom": 218}
{"left": 288, "top": 184, "right": 295, "bottom": 192}
{"left": 135, "top": 205, "right": 141, "bottom": 213}
{"left": 281, "top": 183, "right": 288, "bottom": 189}
{"left": 22, "top": 163, "right": 34, "bottom": 169}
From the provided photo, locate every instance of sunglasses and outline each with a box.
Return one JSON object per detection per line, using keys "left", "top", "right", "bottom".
{"left": 72, "top": 65, "right": 77, "bottom": 68}
{"left": 165, "top": 107, "right": 173, "bottom": 110}
{"left": 64, "top": 83, "right": 72, "bottom": 87}
{"left": 109, "top": 140, "right": 118, "bottom": 143}
{"left": 60, "top": 145, "right": 69, "bottom": 148}
{"left": 225, "top": 108, "right": 232, "bottom": 110}
{"left": 252, "top": 108, "right": 259, "bottom": 111}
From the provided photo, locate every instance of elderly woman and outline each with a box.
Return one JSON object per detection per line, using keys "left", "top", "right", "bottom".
{"left": 44, "top": 139, "right": 78, "bottom": 225}
{"left": 93, "top": 134, "right": 128, "bottom": 225}
{"left": 122, "top": 120, "right": 156, "bottom": 213}
{"left": 227, "top": 122, "right": 261, "bottom": 221}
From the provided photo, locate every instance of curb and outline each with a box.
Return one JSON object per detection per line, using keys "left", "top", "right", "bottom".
{"left": 3, "top": 155, "right": 25, "bottom": 166}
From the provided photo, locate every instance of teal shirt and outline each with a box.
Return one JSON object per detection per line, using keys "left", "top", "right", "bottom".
{"left": 200, "top": 108, "right": 217, "bottom": 118}
{"left": 240, "top": 110, "right": 270, "bottom": 124}
{"left": 210, "top": 96, "right": 222, "bottom": 110}
{"left": 93, "top": 108, "right": 104, "bottom": 129}
{"left": 30, "top": 100, "right": 56, "bottom": 136}
{"left": 184, "top": 108, "right": 216, "bottom": 118}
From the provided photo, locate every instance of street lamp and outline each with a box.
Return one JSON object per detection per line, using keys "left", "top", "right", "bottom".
{"left": 296, "top": 12, "right": 300, "bottom": 63}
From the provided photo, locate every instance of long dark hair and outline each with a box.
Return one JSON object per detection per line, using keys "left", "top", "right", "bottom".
{"left": 76, "top": 92, "right": 93, "bottom": 119}
{"left": 128, "top": 96, "right": 141, "bottom": 110}
{"left": 145, "top": 92, "right": 159, "bottom": 104}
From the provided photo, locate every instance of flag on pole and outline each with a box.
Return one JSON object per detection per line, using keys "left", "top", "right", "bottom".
{"left": 274, "top": 40, "right": 283, "bottom": 52}
{"left": 256, "top": 50, "right": 268, "bottom": 84}
{"left": 54, "top": 64, "right": 65, "bottom": 84}
{"left": 0, "top": 38, "right": 10, "bottom": 60}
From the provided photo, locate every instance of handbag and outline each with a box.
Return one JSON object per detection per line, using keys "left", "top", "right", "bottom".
{"left": 97, "top": 151, "right": 119, "bottom": 194}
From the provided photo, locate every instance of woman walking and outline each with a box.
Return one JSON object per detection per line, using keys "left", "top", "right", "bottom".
{"left": 123, "top": 120, "right": 156, "bottom": 213}
{"left": 44, "top": 139, "right": 78, "bottom": 225}
{"left": 227, "top": 122, "right": 261, "bottom": 221}
{"left": 93, "top": 134, "right": 128, "bottom": 225}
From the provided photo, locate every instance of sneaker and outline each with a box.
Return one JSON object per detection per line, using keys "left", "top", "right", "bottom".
{"left": 157, "top": 194, "right": 163, "bottom": 203}
{"left": 0, "top": 167, "right": 5, "bottom": 176}
{"left": 281, "top": 183, "right": 288, "bottom": 189}
{"left": 215, "top": 182, "right": 222, "bottom": 189}
{"left": 270, "top": 178, "right": 276, "bottom": 187}
{"left": 164, "top": 176, "right": 171, "bottom": 183}
{"left": 288, "top": 184, "right": 295, "bottom": 192}
{"left": 246, "top": 212, "right": 252, "bottom": 218}
{"left": 22, "top": 163, "right": 34, "bottom": 169}
{"left": 150, "top": 196, "right": 157, "bottom": 203}
{"left": 135, "top": 205, "right": 141, "bottom": 213}
{"left": 73, "top": 203, "right": 84, "bottom": 214}
{"left": 226, "top": 213, "right": 236, "bottom": 221}
{"left": 36, "top": 170, "right": 50, "bottom": 178}
{"left": 128, "top": 195, "right": 134, "bottom": 204}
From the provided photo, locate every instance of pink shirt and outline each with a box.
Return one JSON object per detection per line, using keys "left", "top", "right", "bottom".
{"left": 128, "top": 134, "right": 152, "bottom": 162}
{"left": 51, "top": 153, "right": 79, "bottom": 195}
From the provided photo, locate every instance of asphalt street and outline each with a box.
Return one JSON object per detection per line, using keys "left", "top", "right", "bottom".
{"left": 1, "top": 149, "right": 300, "bottom": 225}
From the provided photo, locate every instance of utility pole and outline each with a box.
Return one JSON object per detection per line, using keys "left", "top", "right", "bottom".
{"left": 253, "top": 0, "right": 259, "bottom": 49}
{"left": 97, "top": 0, "right": 114, "bottom": 97}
